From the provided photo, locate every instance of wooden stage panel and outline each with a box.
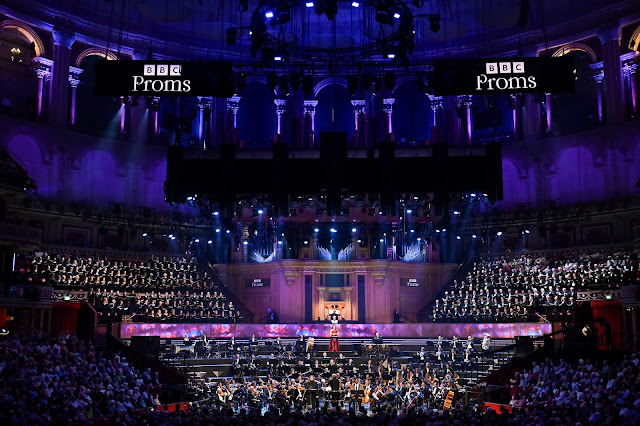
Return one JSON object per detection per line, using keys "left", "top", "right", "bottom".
{"left": 120, "top": 322, "right": 552, "bottom": 339}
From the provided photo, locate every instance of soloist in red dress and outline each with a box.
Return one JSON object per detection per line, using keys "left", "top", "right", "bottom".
{"left": 329, "top": 328, "right": 340, "bottom": 352}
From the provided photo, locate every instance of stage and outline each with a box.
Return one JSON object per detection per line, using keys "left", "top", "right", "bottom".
{"left": 119, "top": 322, "right": 552, "bottom": 339}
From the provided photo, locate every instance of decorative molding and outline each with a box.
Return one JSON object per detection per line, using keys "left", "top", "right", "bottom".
{"left": 428, "top": 95, "right": 443, "bottom": 111}
{"left": 576, "top": 289, "right": 622, "bottom": 301}
{"left": 592, "top": 70, "right": 605, "bottom": 84}
{"left": 372, "top": 272, "right": 386, "bottom": 287}
{"left": 283, "top": 271, "right": 297, "bottom": 287}
{"left": 303, "top": 100, "right": 318, "bottom": 116}
{"left": 74, "top": 47, "right": 117, "bottom": 67}
{"left": 551, "top": 42, "right": 598, "bottom": 63}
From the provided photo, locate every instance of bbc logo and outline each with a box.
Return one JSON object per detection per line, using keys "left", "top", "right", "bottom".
{"left": 485, "top": 62, "right": 525, "bottom": 74}
{"left": 144, "top": 64, "right": 182, "bottom": 77}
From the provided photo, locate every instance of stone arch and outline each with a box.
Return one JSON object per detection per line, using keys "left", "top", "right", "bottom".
{"left": 72, "top": 149, "right": 124, "bottom": 205}
{"left": 501, "top": 158, "right": 529, "bottom": 209}
{"left": 549, "top": 145, "right": 603, "bottom": 204}
{"left": 315, "top": 83, "right": 354, "bottom": 141}
{"left": 629, "top": 24, "right": 640, "bottom": 51}
{"left": 392, "top": 79, "right": 430, "bottom": 144}
{"left": 237, "top": 81, "right": 276, "bottom": 148}
{"left": 313, "top": 77, "right": 348, "bottom": 98}
{"left": 74, "top": 47, "right": 117, "bottom": 67}
{"left": 0, "top": 19, "right": 45, "bottom": 57}
{"left": 393, "top": 76, "right": 416, "bottom": 94}
{"left": 552, "top": 42, "right": 598, "bottom": 62}
{"left": 4, "top": 134, "right": 52, "bottom": 197}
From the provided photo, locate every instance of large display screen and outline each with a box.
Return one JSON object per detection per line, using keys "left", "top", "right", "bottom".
{"left": 120, "top": 322, "right": 552, "bottom": 339}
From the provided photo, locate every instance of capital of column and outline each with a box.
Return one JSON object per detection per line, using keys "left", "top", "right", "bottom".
{"left": 597, "top": 22, "right": 621, "bottom": 44}
{"left": 428, "top": 95, "right": 443, "bottom": 111}
{"left": 197, "top": 96, "right": 212, "bottom": 110}
{"left": 227, "top": 95, "right": 241, "bottom": 114}
{"left": 52, "top": 28, "right": 76, "bottom": 49}
{"left": 622, "top": 62, "right": 638, "bottom": 78}
{"left": 303, "top": 99, "right": 318, "bottom": 116}
{"left": 32, "top": 57, "right": 53, "bottom": 80}
{"left": 351, "top": 99, "right": 366, "bottom": 114}
{"left": 68, "top": 65, "right": 83, "bottom": 88}
{"left": 592, "top": 70, "right": 605, "bottom": 84}
{"left": 382, "top": 98, "right": 395, "bottom": 115}
{"left": 457, "top": 95, "right": 472, "bottom": 108}
{"left": 274, "top": 99, "right": 287, "bottom": 116}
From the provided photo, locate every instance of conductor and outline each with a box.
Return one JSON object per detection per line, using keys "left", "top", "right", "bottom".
{"left": 305, "top": 374, "right": 319, "bottom": 409}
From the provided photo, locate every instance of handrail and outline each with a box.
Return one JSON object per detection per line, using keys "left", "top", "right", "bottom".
{"left": 206, "top": 262, "right": 255, "bottom": 323}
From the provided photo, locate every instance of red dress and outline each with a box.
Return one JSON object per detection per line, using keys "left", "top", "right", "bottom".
{"left": 329, "top": 329, "right": 340, "bottom": 352}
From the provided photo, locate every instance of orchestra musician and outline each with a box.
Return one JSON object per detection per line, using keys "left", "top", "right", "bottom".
{"left": 466, "top": 336, "right": 473, "bottom": 351}
{"left": 482, "top": 334, "right": 491, "bottom": 353}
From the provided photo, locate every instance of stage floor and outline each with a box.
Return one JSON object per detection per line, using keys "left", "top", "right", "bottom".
{"left": 120, "top": 322, "right": 551, "bottom": 339}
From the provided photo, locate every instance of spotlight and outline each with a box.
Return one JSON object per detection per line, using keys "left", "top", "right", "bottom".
{"left": 243, "top": 241, "right": 248, "bottom": 245}
{"left": 352, "top": 1, "right": 359, "bottom": 6}
{"left": 442, "top": 228, "right": 446, "bottom": 232}
{"left": 410, "top": 229, "right": 415, "bottom": 233}
{"left": 380, "top": 238, "right": 384, "bottom": 242}
{"left": 351, "top": 227, "right": 357, "bottom": 233}
{"left": 304, "top": 240, "right": 309, "bottom": 245}
{"left": 258, "top": 209, "right": 264, "bottom": 214}
{"left": 265, "top": 11, "right": 274, "bottom": 18}
{"left": 406, "top": 209, "right": 412, "bottom": 214}
{"left": 330, "top": 228, "right": 337, "bottom": 233}
{"left": 216, "top": 228, "right": 221, "bottom": 233}
{"left": 453, "top": 210, "right": 460, "bottom": 215}
{"left": 226, "top": 230, "right": 231, "bottom": 234}
{"left": 472, "top": 235, "right": 477, "bottom": 239}
{"left": 429, "top": 14, "right": 440, "bottom": 33}
{"left": 394, "top": 12, "right": 400, "bottom": 19}
{"left": 436, "top": 229, "right": 440, "bottom": 233}
{"left": 168, "top": 234, "right": 174, "bottom": 238}
{"left": 456, "top": 235, "right": 461, "bottom": 240}
{"left": 195, "top": 238, "right": 200, "bottom": 243}
{"left": 417, "top": 237, "right": 422, "bottom": 241}
{"left": 314, "top": 228, "right": 319, "bottom": 232}
{"left": 525, "top": 229, "right": 530, "bottom": 234}
{"left": 496, "top": 231, "right": 503, "bottom": 236}
{"left": 213, "top": 211, "right": 219, "bottom": 216}
{"left": 142, "top": 232, "right": 148, "bottom": 237}
{"left": 387, "top": 53, "right": 396, "bottom": 59}
{"left": 187, "top": 196, "right": 193, "bottom": 201}
{"left": 170, "top": 236, "right": 176, "bottom": 240}
{"left": 306, "top": 1, "right": 314, "bottom": 7}
{"left": 278, "top": 241, "right": 282, "bottom": 245}
{"left": 274, "top": 56, "right": 283, "bottom": 61}
{"left": 470, "top": 193, "right": 476, "bottom": 197}
{"left": 208, "top": 240, "right": 213, "bottom": 244}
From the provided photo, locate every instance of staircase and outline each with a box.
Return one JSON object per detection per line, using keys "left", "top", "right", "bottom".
{"left": 204, "top": 262, "right": 255, "bottom": 323}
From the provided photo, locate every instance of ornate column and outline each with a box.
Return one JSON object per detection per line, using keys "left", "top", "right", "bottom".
{"left": 522, "top": 94, "right": 542, "bottom": 140}
{"left": 382, "top": 98, "right": 395, "bottom": 137}
{"left": 68, "top": 66, "right": 83, "bottom": 126}
{"left": 598, "top": 23, "right": 625, "bottom": 124}
{"left": 151, "top": 97, "right": 160, "bottom": 135}
{"left": 197, "top": 96, "right": 212, "bottom": 147}
{"left": 274, "top": 99, "right": 287, "bottom": 138}
{"left": 545, "top": 93, "right": 552, "bottom": 133}
{"left": 593, "top": 70, "right": 605, "bottom": 124}
{"left": 622, "top": 62, "right": 638, "bottom": 116}
{"left": 227, "top": 96, "right": 241, "bottom": 144}
{"left": 303, "top": 100, "right": 318, "bottom": 147}
{"left": 457, "top": 95, "right": 472, "bottom": 144}
{"left": 31, "top": 57, "right": 52, "bottom": 119}
{"left": 351, "top": 99, "right": 366, "bottom": 146}
{"left": 119, "top": 96, "right": 127, "bottom": 135}
{"left": 510, "top": 94, "right": 520, "bottom": 141}
{"left": 428, "top": 95, "right": 443, "bottom": 143}
{"left": 49, "top": 26, "right": 75, "bottom": 127}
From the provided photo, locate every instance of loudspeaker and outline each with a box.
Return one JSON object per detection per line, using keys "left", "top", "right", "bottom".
{"left": 131, "top": 336, "right": 161, "bottom": 359}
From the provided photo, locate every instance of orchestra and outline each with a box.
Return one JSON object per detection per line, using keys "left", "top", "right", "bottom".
{"left": 183, "top": 334, "right": 488, "bottom": 413}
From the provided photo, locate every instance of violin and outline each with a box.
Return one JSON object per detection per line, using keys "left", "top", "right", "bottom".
{"left": 363, "top": 387, "right": 371, "bottom": 404}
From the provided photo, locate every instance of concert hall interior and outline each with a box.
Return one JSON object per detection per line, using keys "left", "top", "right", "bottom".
{"left": 0, "top": 0, "right": 640, "bottom": 424}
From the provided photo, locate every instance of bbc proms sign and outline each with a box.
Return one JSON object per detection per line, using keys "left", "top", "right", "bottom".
{"left": 432, "top": 57, "right": 575, "bottom": 96}
{"left": 95, "top": 60, "right": 234, "bottom": 97}
{"left": 245, "top": 278, "right": 270, "bottom": 288}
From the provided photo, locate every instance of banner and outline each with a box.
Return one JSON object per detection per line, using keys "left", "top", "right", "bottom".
{"left": 245, "top": 278, "right": 270, "bottom": 288}
{"left": 95, "top": 60, "right": 234, "bottom": 97}
{"left": 400, "top": 278, "right": 426, "bottom": 287}
{"left": 432, "top": 57, "right": 575, "bottom": 95}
